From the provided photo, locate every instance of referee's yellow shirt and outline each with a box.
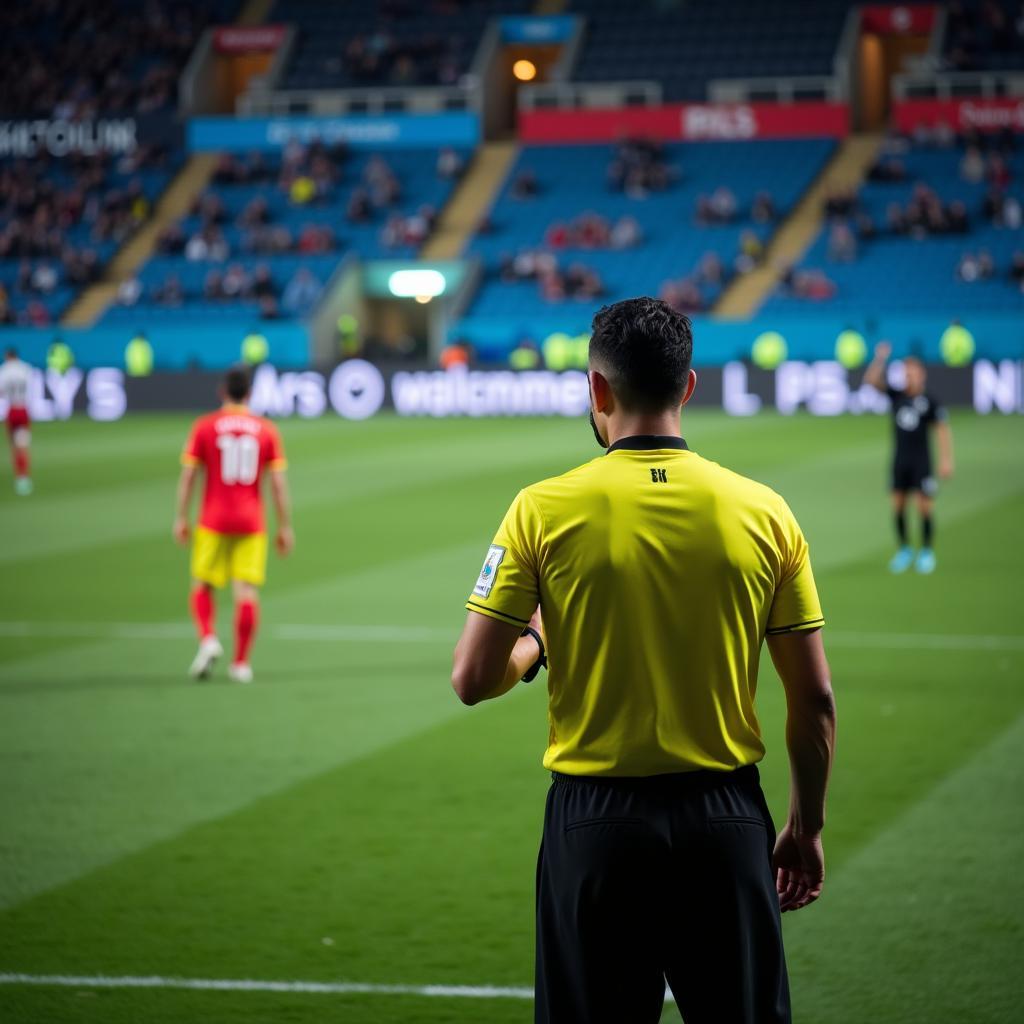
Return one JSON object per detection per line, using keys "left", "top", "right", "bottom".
{"left": 466, "top": 435, "right": 824, "bottom": 777}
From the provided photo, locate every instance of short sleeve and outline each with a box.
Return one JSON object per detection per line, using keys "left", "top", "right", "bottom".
{"left": 465, "top": 489, "right": 542, "bottom": 629}
{"left": 181, "top": 420, "right": 204, "bottom": 467}
{"left": 885, "top": 386, "right": 902, "bottom": 402}
{"left": 929, "top": 396, "right": 948, "bottom": 423}
{"left": 766, "top": 499, "right": 825, "bottom": 636}
{"left": 266, "top": 422, "right": 287, "bottom": 470}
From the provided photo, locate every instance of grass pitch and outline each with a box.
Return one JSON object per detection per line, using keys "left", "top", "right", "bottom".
{"left": 0, "top": 409, "right": 1021, "bottom": 1024}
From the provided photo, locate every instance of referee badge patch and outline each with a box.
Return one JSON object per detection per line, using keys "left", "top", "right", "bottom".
{"left": 473, "top": 545, "right": 506, "bottom": 598}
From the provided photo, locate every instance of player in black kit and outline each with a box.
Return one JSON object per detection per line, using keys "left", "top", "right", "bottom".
{"left": 865, "top": 342, "right": 954, "bottom": 574}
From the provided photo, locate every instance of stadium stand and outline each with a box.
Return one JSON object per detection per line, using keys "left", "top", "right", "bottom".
{"left": 0, "top": 147, "right": 178, "bottom": 326}
{"left": 0, "top": 0, "right": 239, "bottom": 116}
{"left": 272, "top": 0, "right": 531, "bottom": 91}
{"left": 569, "top": 0, "right": 856, "bottom": 101}
{"left": 764, "top": 133, "right": 1024, "bottom": 315}
{"left": 102, "top": 144, "right": 469, "bottom": 325}
{"left": 464, "top": 139, "right": 836, "bottom": 322}
{"left": 944, "top": 0, "right": 1024, "bottom": 72}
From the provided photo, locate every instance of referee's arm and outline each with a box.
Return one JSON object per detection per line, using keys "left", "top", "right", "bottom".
{"left": 452, "top": 609, "right": 543, "bottom": 706}
{"left": 767, "top": 627, "right": 836, "bottom": 912}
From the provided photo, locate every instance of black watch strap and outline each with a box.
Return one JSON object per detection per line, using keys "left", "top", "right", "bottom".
{"left": 520, "top": 625, "right": 547, "bottom": 683}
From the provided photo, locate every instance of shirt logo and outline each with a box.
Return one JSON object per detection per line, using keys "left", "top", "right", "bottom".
{"left": 650, "top": 468, "right": 668, "bottom": 483}
{"left": 473, "top": 545, "right": 506, "bottom": 598}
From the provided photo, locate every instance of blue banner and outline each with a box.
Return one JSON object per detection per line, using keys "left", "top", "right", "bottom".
{"left": 453, "top": 312, "right": 1024, "bottom": 365}
{"left": 0, "top": 322, "right": 311, "bottom": 371}
{"left": 499, "top": 15, "right": 577, "bottom": 43}
{"left": 188, "top": 112, "right": 480, "bottom": 153}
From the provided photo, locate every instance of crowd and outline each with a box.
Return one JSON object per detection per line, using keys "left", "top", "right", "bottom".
{"left": 544, "top": 213, "right": 642, "bottom": 250}
{"left": 945, "top": 0, "right": 1024, "bottom": 71}
{"left": 497, "top": 250, "right": 605, "bottom": 304}
{"left": 155, "top": 144, "right": 442, "bottom": 266}
{"left": 0, "top": 0, "right": 219, "bottom": 116}
{"left": 0, "top": 145, "right": 172, "bottom": 324}
{"left": 695, "top": 189, "right": 776, "bottom": 226}
{"left": 607, "top": 138, "right": 677, "bottom": 198}
{"left": 330, "top": 26, "right": 462, "bottom": 88}
{"left": 127, "top": 264, "right": 325, "bottom": 321}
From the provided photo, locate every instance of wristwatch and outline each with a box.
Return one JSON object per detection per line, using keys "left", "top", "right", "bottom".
{"left": 520, "top": 626, "right": 547, "bottom": 683}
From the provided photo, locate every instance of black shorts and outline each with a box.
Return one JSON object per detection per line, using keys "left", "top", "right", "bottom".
{"left": 535, "top": 765, "right": 790, "bottom": 1024}
{"left": 891, "top": 457, "right": 936, "bottom": 495}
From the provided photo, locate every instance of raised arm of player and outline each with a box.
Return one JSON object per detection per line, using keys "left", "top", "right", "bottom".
{"left": 269, "top": 468, "right": 295, "bottom": 556}
{"left": 766, "top": 627, "right": 836, "bottom": 913}
{"left": 173, "top": 464, "right": 198, "bottom": 545}
{"left": 935, "top": 418, "right": 955, "bottom": 479}
{"left": 863, "top": 340, "right": 891, "bottom": 392}
{"left": 451, "top": 607, "right": 543, "bottom": 706}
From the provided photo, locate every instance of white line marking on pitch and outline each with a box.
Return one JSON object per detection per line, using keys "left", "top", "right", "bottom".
{"left": 0, "top": 621, "right": 1021, "bottom": 652}
{"left": 0, "top": 973, "right": 533, "bottom": 1000}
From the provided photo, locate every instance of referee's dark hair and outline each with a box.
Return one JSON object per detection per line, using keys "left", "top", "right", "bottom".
{"left": 223, "top": 365, "right": 252, "bottom": 402}
{"left": 589, "top": 297, "right": 693, "bottom": 413}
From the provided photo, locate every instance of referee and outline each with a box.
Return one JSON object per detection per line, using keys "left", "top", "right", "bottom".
{"left": 452, "top": 297, "right": 836, "bottom": 1024}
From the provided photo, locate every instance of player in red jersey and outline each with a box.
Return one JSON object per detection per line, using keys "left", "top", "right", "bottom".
{"left": 173, "top": 366, "right": 294, "bottom": 683}
{"left": 0, "top": 347, "right": 33, "bottom": 496}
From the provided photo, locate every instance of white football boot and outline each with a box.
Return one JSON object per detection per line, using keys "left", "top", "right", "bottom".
{"left": 189, "top": 635, "right": 223, "bottom": 679}
{"left": 228, "top": 662, "right": 253, "bottom": 684}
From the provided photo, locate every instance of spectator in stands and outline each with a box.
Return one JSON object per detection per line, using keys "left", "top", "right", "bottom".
{"left": 988, "top": 153, "right": 1012, "bottom": 189}
{"left": 153, "top": 274, "right": 184, "bottom": 307}
{"left": 696, "top": 187, "right": 738, "bottom": 225}
{"left": 30, "top": 263, "right": 58, "bottom": 295}
{"left": 886, "top": 202, "right": 908, "bottom": 235}
{"left": 282, "top": 268, "right": 323, "bottom": 317}
{"left": 289, "top": 174, "right": 318, "bottom": 206}
{"left": 824, "top": 187, "right": 858, "bottom": 218}
{"left": 982, "top": 186, "right": 1005, "bottom": 224}
{"left": 437, "top": 148, "right": 464, "bottom": 180}
{"left": 157, "top": 223, "right": 186, "bottom": 255}
{"left": 960, "top": 144, "right": 986, "bottom": 183}
{"left": 116, "top": 277, "right": 142, "bottom": 307}
{"left": 510, "top": 170, "right": 540, "bottom": 200}
{"left": 1004, "top": 196, "right": 1023, "bottom": 229}
{"left": 185, "top": 226, "right": 228, "bottom": 262}
{"left": 203, "top": 270, "right": 225, "bottom": 301}
{"left": 237, "top": 198, "right": 271, "bottom": 229}
{"left": 867, "top": 156, "right": 907, "bottom": 182}
{"left": 249, "top": 265, "right": 276, "bottom": 302}
{"left": 827, "top": 221, "right": 857, "bottom": 263}
{"left": 855, "top": 212, "right": 879, "bottom": 242}
{"left": 659, "top": 278, "right": 705, "bottom": 314}
{"left": 751, "top": 191, "right": 777, "bottom": 223}
{"left": 734, "top": 231, "right": 765, "bottom": 274}
{"left": 347, "top": 187, "right": 373, "bottom": 223}
{"left": 221, "top": 264, "right": 251, "bottom": 299}
{"left": 948, "top": 201, "right": 971, "bottom": 234}
{"left": 1010, "top": 251, "right": 1024, "bottom": 285}
{"left": 695, "top": 252, "right": 726, "bottom": 289}
{"left": 259, "top": 296, "right": 281, "bottom": 321}
{"left": 609, "top": 215, "right": 642, "bottom": 249}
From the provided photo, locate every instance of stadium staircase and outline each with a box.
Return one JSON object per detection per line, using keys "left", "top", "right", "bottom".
{"left": 61, "top": 156, "right": 222, "bottom": 327}
{"left": 420, "top": 142, "right": 520, "bottom": 260}
{"left": 714, "top": 133, "right": 884, "bottom": 317}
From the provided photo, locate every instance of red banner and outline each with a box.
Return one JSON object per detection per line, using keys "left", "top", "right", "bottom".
{"left": 213, "top": 25, "right": 287, "bottom": 53}
{"left": 860, "top": 4, "right": 937, "bottom": 35}
{"left": 519, "top": 102, "right": 849, "bottom": 143}
{"left": 893, "top": 97, "right": 1024, "bottom": 134}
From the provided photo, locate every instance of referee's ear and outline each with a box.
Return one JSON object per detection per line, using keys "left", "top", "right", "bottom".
{"left": 588, "top": 369, "right": 612, "bottom": 412}
{"left": 681, "top": 369, "right": 698, "bottom": 407}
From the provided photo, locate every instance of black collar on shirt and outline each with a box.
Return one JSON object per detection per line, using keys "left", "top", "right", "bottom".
{"left": 606, "top": 435, "right": 689, "bottom": 454}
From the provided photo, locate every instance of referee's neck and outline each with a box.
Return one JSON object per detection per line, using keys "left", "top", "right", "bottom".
{"left": 605, "top": 411, "right": 683, "bottom": 449}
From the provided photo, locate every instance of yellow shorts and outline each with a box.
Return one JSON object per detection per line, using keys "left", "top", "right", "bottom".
{"left": 191, "top": 527, "right": 267, "bottom": 589}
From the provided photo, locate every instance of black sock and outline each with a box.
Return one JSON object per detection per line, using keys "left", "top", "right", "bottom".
{"left": 895, "top": 511, "right": 907, "bottom": 546}
{"left": 922, "top": 515, "right": 933, "bottom": 548}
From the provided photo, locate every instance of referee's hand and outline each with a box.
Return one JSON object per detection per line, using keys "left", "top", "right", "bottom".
{"left": 772, "top": 825, "right": 824, "bottom": 912}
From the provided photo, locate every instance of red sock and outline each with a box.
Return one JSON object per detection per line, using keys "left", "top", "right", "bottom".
{"left": 190, "top": 585, "right": 215, "bottom": 639}
{"left": 13, "top": 448, "right": 28, "bottom": 478}
{"left": 234, "top": 599, "right": 258, "bottom": 665}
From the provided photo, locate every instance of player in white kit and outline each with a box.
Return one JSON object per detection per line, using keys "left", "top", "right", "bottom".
{"left": 0, "top": 348, "right": 33, "bottom": 495}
